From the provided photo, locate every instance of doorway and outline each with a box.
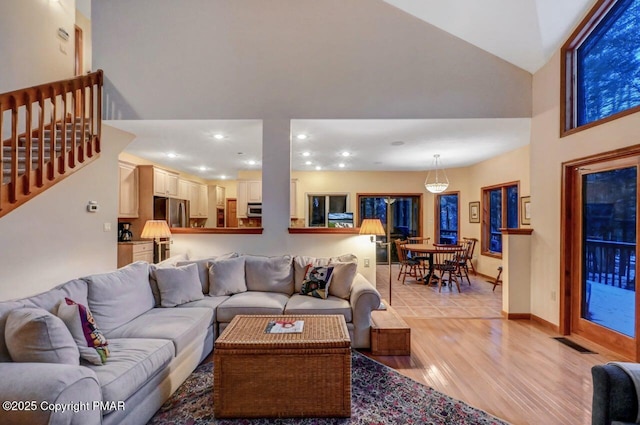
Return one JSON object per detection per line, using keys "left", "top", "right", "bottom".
{"left": 562, "top": 149, "right": 639, "bottom": 359}
{"left": 226, "top": 199, "right": 237, "bottom": 227}
{"left": 435, "top": 192, "right": 459, "bottom": 244}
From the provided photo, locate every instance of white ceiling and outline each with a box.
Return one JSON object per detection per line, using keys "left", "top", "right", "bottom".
{"left": 383, "top": 0, "right": 597, "bottom": 73}
{"left": 110, "top": 0, "right": 596, "bottom": 178}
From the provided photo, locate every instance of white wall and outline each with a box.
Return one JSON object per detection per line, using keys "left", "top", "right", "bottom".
{"left": 0, "top": 125, "right": 135, "bottom": 300}
{"left": 530, "top": 52, "right": 640, "bottom": 324}
{"left": 0, "top": 0, "right": 76, "bottom": 93}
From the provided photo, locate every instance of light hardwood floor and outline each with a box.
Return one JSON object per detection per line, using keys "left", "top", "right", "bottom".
{"left": 369, "top": 264, "right": 625, "bottom": 425}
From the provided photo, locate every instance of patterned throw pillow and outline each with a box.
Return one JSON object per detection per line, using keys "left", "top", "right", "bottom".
{"left": 57, "top": 297, "right": 109, "bottom": 365}
{"left": 300, "top": 265, "right": 335, "bottom": 299}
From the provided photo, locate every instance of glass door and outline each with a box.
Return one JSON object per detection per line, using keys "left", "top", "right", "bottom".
{"left": 436, "top": 193, "right": 459, "bottom": 244}
{"left": 572, "top": 159, "right": 638, "bottom": 357}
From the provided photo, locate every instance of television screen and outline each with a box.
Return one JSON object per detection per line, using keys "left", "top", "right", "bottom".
{"left": 328, "top": 212, "right": 354, "bottom": 228}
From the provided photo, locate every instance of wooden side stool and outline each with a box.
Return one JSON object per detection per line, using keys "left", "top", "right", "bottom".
{"left": 370, "top": 302, "right": 410, "bottom": 356}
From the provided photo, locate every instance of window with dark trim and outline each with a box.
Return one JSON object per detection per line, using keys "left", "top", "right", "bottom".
{"left": 562, "top": 0, "right": 640, "bottom": 135}
{"left": 481, "top": 182, "right": 519, "bottom": 257}
{"left": 435, "top": 192, "right": 459, "bottom": 244}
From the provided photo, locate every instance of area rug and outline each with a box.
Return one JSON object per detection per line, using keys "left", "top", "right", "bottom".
{"left": 148, "top": 351, "right": 509, "bottom": 425}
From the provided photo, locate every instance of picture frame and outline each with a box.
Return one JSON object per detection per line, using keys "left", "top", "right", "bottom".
{"left": 469, "top": 201, "right": 480, "bottom": 223}
{"left": 521, "top": 196, "right": 531, "bottom": 225}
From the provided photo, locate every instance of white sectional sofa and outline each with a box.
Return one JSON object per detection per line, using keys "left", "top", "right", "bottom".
{"left": 0, "top": 253, "right": 381, "bottom": 425}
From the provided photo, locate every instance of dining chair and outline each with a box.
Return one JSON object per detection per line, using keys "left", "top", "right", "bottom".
{"left": 394, "top": 239, "right": 421, "bottom": 284}
{"left": 407, "top": 236, "right": 430, "bottom": 272}
{"left": 432, "top": 244, "right": 465, "bottom": 292}
{"left": 462, "top": 237, "right": 478, "bottom": 275}
{"left": 492, "top": 266, "right": 503, "bottom": 291}
{"left": 456, "top": 239, "right": 474, "bottom": 285}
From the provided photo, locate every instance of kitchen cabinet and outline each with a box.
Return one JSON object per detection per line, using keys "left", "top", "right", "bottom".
{"left": 207, "top": 185, "right": 226, "bottom": 227}
{"left": 237, "top": 181, "right": 248, "bottom": 218}
{"left": 178, "top": 178, "right": 190, "bottom": 200}
{"left": 237, "top": 180, "right": 262, "bottom": 218}
{"left": 216, "top": 186, "right": 225, "bottom": 207}
{"left": 117, "top": 241, "right": 153, "bottom": 268}
{"left": 118, "top": 161, "right": 139, "bottom": 218}
{"left": 189, "top": 181, "right": 208, "bottom": 218}
{"left": 153, "top": 167, "right": 179, "bottom": 197}
{"left": 247, "top": 181, "right": 262, "bottom": 203}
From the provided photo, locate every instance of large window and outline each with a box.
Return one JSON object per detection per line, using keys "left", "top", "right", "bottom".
{"left": 307, "top": 194, "right": 348, "bottom": 227}
{"left": 482, "top": 183, "right": 519, "bottom": 256}
{"left": 562, "top": 0, "right": 640, "bottom": 134}
{"left": 435, "top": 192, "right": 459, "bottom": 244}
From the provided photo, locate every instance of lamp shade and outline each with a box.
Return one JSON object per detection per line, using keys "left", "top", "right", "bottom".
{"left": 359, "top": 218, "right": 385, "bottom": 236}
{"left": 140, "top": 220, "right": 172, "bottom": 239}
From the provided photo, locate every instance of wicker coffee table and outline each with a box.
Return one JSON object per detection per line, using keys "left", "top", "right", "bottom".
{"left": 213, "top": 314, "right": 351, "bottom": 418}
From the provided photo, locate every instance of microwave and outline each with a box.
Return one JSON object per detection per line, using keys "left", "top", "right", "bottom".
{"left": 247, "top": 202, "right": 262, "bottom": 217}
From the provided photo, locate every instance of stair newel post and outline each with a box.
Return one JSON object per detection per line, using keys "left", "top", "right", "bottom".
{"left": 0, "top": 99, "right": 4, "bottom": 212}
{"left": 36, "top": 89, "right": 45, "bottom": 188}
{"left": 23, "top": 91, "right": 32, "bottom": 195}
{"left": 9, "top": 96, "right": 18, "bottom": 203}
{"left": 96, "top": 70, "right": 102, "bottom": 153}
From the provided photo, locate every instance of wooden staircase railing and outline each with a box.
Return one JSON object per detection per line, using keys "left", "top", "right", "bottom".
{"left": 0, "top": 70, "right": 103, "bottom": 218}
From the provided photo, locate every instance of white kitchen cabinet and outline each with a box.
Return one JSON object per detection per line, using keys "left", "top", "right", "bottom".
{"left": 188, "top": 182, "right": 208, "bottom": 218}
{"left": 118, "top": 161, "right": 139, "bottom": 218}
{"left": 153, "top": 167, "right": 179, "bottom": 197}
{"left": 237, "top": 181, "right": 248, "bottom": 218}
{"left": 178, "top": 178, "right": 190, "bottom": 200}
{"left": 216, "top": 185, "right": 225, "bottom": 207}
{"left": 198, "top": 184, "right": 208, "bottom": 217}
{"left": 247, "top": 181, "right": 262, "bottom": 203}
{"left": 290, "top": 179, "right": 298, "bottom": 218}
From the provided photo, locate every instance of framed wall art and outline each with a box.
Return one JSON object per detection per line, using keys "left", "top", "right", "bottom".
{"left": 521, "top": 196, "right": 531, "bottom": 225}
{"left": 469, "top": 201, "right": 480, "bottom": 223}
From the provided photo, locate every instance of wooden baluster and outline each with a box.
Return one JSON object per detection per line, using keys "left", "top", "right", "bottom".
{"left": 50, "top": 87, "right": 57, "bottom": 180}
{"left": 69, "top": 82, "right": 76, "bottom": 169}
{"left": 59, "top": 85, "right": 67, "bottom": 175}
{"left": 36, "top": 90, "right": 45, "bottom": 187}
{"left": 88, "top": 81, "right": 94, "bottom": 157}
{"left": 79, "top": 85, "right": 86, "bottom": 163}
{"left": 23, "top": 91, "right": 32, "bottom": 195}
{"left": 9, "top": 96, "right": 18, "bottom": 203}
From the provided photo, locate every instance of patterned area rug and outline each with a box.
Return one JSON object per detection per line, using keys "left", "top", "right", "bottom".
{"left": 148, "top": 351, "right": 509, "bottom": 425}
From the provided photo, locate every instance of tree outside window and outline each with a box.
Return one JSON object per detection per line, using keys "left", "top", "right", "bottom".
{"left": 482, "top": 183, "right": 519, "bottom": 256}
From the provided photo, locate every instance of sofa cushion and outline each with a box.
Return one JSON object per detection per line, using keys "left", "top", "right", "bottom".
{"left": 177, "top": 295, "right": 230, "bottom": 325}
{"left": 84, "top": 261, "right": 155, "bottom": 334}
{"left": 209, "top": 256, "right": 247, "bottom": 296}
{"left": 327, "top": 262, "right": 358, "bottom": 299}
{"left": 216, "top": 291, "right": 289, "bottom": 323}
{"left": 5, "top": 307, "right": 79, "bottom": 364}
{"left": 105, "top": 307, "right": 212, "bottom": 355}
{"left": 86, "top": 338, "right": 173, "bottom": 410}
{"left": 24, "top": 279, "right": 89, "bottom": 312}
{"left": 285, "top": 294, "right": 353, "bottom": 322}
{"left": 56, "top": 298, "right": 110, "bottom": 365}
{"left": 0, "top": 301, "right": 24, "bottom": 362}
{"left": 300, "top": 264, "right": 334, "bottom": 299}
{"left": 176, "top": 252, "right": 238, "bottom": 294}
{"left": 245, "top": 255, "right": 294, "bottom": 295}
{"left": 154, "top": 263, "right": 205, "bottom": 307}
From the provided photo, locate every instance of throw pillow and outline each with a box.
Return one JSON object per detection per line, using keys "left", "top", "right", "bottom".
{"left": 5, "top": 307, "right": 79, "bottom": 365}
{"left": 153, "top": 263, "right": 205, "bottom": 307}
{"left": 176, "top": 252, "right": 238, "bottom": 293}
{"left": 328, "top": 262, "right": 358, "bottom": 299}
{"left": 244, "top": 255, "right": 294, "bottom": 295}
{"left": 300, "top": 264, "right": 335, "bottom": 299}
{"left": 57, "top": 298, "right": 109, "bottom": 365}
{"left": 208, "top": 256, "right": 247, "bottom": 296}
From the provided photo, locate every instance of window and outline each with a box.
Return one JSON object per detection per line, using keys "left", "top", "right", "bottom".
{"left": 562, "top": 0, "right": 640, "bottom": 134}
{"left": 307, "top": 194, "right": 348, "bottom": 227}
{"left": 435, "top": 193, "right": 459, "bottom": 244}
{"left": 482, "top": 183, "right": 519, "bottom": 256}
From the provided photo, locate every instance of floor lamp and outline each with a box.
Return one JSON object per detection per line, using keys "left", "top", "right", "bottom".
{"left": 141, "top": 220, "right": 172, "bottom": 263}
{"left": 360, "top": 218, "right": 390, "bottom": 308}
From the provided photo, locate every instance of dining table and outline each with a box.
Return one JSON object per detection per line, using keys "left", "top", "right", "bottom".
{"left": 400, "top": 243, "right": 440, "bottom": 285}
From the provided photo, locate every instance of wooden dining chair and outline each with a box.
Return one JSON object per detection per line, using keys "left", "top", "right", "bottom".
{"left": 461, "top": 237, "right": 478, "bottom": 275}
{"left": 432, "top": 244, "right": 466, "bottom": 292}
{"left": 407, "top": 236, "right": 430, "bottom": 272}
{"left": 456, "top": 239, "right": 474, "bottom": 285}
{"left": 394, "top": 239, "right": 421, "bottom": 284}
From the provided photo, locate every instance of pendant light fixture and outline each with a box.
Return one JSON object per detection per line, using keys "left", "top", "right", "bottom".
{"left": 424, "top": 154, "right": 449, "bottom": 194}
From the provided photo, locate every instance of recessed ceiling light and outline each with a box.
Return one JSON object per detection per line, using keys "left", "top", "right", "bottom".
{"left": 315, "top": 166, "right": 322, "bottom": 171}
{"left": 341, "top": 151, "right": 350, "bottom": 157}
{"left": 296, "top": 134, "right": 308, "bottom": 140}
{"left": 248, "top": 160, "right": 256, "bottom": 165}
{"left": 220, "top": 175, "right": 227, "bottom": 180}
{"left": 391, "top": 141, "right": 405, "bottom": 146}
{"left": 338, "top": 163, "right": 346, "bottom": 168}
{"left": 302, "top": 152, "right": 311, "bottom": 157}
{"left": 167, "top": 152, "right": 178, "bottom": 158}
{"left": 199, "top": 166, "right": 207, "bottom": 171}
{"left": 305, "top": 161, "right": 312, "bottom": 165}
{"left": 213, "top": 134, "right": 225, "bottom": 140}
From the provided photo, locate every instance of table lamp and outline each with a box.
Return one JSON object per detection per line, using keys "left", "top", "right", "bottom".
{"left": 140, "top": 220, "right": 172, "bottom": 263}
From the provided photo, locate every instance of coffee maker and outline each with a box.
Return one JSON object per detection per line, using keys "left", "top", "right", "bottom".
{"left": 118, "top": 223, "right": 133, "bottom": 242}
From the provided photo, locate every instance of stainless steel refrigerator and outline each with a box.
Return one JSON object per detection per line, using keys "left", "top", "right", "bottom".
{"left": 154, "top": 197, "right": 189, "bottom": 228}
